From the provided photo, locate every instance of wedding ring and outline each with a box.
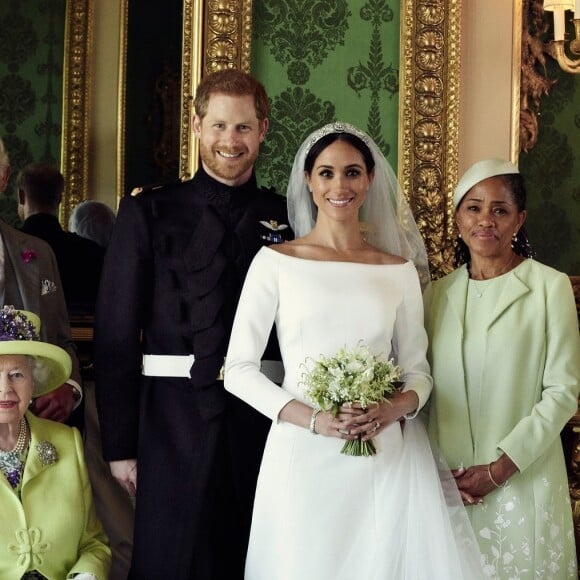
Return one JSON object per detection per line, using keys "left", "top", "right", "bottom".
{"left": 372, "top": 421, "right": 380, "bottom": 432}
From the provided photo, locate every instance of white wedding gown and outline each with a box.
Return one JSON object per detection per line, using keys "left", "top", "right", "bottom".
{"left": 225, "top": 247, "right": 484, "bottom": 579}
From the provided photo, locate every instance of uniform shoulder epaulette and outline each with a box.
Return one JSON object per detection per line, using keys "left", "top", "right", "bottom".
{"left": 130, "top": 177, "right": 191, "bottom": 197}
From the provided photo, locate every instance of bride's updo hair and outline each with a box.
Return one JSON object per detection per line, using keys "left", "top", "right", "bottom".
{"left": 304, "top": 132, "right": 375, "bottom": 176}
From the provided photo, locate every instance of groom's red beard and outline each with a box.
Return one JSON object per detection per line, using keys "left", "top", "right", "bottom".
{"left": 199, "top": 142, "right": 259, "bottom": 184}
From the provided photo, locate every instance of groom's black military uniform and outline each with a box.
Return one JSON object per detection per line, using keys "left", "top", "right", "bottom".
{"left": 95, "top": 166, "right": 291, "bottom": 579}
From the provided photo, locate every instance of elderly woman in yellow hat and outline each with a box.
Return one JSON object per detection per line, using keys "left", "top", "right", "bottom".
{"left": 424, "top": 159, "right": 580, "bottom": 578}
{"left": 0, "top": 306, "right": 110, "bottom": 580}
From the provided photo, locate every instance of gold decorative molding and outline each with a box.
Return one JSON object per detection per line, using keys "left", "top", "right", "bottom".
{"left": 61, "top": 0, "right": 93, "bottom": 228}
{"left": 180, "top": 0, "right": 204, "bottom": 180}
{"left": 511, "top": 0, "right": 523, "bottom": 162}
{"left": 205, "top": 0, "right": 253, "bottom": 73}
{"left": 181, "top": 0, "right": 253, "bottom": 179}
{"left": 399, "top": 0, "right": 462, "bottom": 279}
{"left": 116, "top": 0, "right": 129, "bottom": 205}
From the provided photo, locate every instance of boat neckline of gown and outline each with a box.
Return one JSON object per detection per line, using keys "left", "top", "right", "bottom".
{"left": 261, "top": 245, "right": 414, "bottom": 268}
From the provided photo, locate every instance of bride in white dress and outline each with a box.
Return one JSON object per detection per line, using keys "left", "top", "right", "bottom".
{"left": 224, "top": 122, "right": 484, "bottom": 579}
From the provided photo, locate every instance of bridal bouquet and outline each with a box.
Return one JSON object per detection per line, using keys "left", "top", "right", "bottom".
{"left": 301, "top": 341, "right": 402, "bottom": 456}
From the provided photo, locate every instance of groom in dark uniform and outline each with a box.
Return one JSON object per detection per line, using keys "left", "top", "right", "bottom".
{"left": 95, "top": 69, "right": 291, "bottom": 579}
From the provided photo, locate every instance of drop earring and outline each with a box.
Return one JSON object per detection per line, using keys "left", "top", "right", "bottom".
{"left": 511, "top": 231, "right": 518, "bottom": 249}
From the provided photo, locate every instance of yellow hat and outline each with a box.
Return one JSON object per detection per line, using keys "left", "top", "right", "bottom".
{"left": 0, "top": 306, "right": 72, "bottom": 396}
{"left": 454, "top": 158, "right": 519, "bottom": 208}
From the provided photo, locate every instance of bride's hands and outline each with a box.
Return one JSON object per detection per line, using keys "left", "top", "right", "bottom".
{"left": 313, "top": 406, "right": 364, "bottom": 440}
{"left": 343, "top": 391, "right": 419, "bottom": 441}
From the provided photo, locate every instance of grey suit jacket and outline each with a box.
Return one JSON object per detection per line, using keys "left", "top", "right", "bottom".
{"left": 0, "top": 220, "right": 80, "bottom": 384}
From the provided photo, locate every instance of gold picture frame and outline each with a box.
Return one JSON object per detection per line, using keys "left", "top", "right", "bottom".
{"left": 398, "top": 0, "right": 462, "bottom": 278}
{"left": 60, "top": 0, "right": 93, "bottom": 228}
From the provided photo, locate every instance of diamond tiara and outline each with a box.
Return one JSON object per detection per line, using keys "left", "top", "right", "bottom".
{"left": 304, "top": 122, "right": 371, "bottom": 156}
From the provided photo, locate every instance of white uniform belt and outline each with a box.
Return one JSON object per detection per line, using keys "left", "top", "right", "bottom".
{"left": 142, "top": 354, "right": 195, "bottom": 378}
{"left": 142, "top": 354, "right": 284, "bottom": 382}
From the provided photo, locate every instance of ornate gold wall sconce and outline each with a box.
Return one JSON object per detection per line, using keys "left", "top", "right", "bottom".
{"left": 543, "top": 0, "right": 580, "bottom": 72}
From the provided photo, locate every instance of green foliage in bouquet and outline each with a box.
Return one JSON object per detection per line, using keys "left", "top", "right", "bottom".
{"left": 301, "top": 341, "right": 402, "bottom": 456}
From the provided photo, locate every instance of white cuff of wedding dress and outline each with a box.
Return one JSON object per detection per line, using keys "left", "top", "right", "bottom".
{"left": 142, "top": 354, "right": 195, "bottom": 378}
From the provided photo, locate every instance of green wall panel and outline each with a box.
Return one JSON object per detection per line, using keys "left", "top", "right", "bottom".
{"left": 0, "top": 0, "right": 65, "bottom": 226}
{"left": 251, "top": 0, "right": 400, "bottom": 195}
{"left": 519, "top": 16, "right": 580, "bottom": 275}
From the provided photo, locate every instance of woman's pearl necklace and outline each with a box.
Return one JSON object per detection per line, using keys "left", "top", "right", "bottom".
{"left": 2, "top": 417, "right": 29, "bottom": 454}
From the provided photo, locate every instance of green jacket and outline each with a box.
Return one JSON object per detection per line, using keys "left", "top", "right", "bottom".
{"left": 0, "top": 412, "right": 110, "bottom": 579}
{"left": 424, "top": 259, "right": 580, "bottom": 472}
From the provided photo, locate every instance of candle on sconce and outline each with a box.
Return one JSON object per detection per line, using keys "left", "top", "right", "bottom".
{"left": 544, "top": 0, "right": 580, "bottom": 72}
{"left": 544, "top": 0, "right": 575, "bottom": 39}
{"left": 554, "top": 8, "right": 566, "bottom": 39}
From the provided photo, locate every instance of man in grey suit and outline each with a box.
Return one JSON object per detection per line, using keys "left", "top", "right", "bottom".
{"left": 0, "top": 137, "right": 81, "bottom": 421}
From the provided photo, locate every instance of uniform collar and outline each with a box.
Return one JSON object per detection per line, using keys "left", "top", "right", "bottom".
{"left": 194, "top": 165, "right": 259, "bottom": 206}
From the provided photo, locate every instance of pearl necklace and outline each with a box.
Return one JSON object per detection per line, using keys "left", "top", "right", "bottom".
{"left": 12, "top": 417, "right": 29, "bottom": 454}
{"left": 0, "top": 417, "right": 28, "bottom": 453}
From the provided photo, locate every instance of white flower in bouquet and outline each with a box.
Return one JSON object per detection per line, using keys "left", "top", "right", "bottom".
{"left": 301, "top": 341, "right": 402, "bottom": 456}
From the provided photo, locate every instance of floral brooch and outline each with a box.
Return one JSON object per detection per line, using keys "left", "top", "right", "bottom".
{"left": 36, "top": 441, "right": 58, "bottom": 466}
{"left": 40, "top": 279, "right": 57, "bottom": 296}
{"left": 21, "top": 249, "right": 37, "bottom": 263}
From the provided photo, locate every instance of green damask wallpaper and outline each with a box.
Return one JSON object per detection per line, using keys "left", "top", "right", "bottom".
{"left": 519, "top": 18, "right": 580, "bottom": 275}
{"left": 0, "top": 0, "right": 65, "bottom": 226}
{"left": 250, "top": 0, "right": 400, "bottom": 195}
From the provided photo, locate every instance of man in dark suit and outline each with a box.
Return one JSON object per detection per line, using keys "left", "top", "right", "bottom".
{"left": 95, "top": 69, "right": 292, "bottom": 579}
{"left": 0, "top": 139, "right": 82, "bottom": 422}
{"left": 17, "top": 163, "right": 105, "bottom": 315}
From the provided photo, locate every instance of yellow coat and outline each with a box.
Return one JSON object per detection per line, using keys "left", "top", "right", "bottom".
{"left": 0, "top": 412, "right": 111, "bottom": 580}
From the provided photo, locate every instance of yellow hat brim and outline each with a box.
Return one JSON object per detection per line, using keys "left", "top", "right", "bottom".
{"left": 0, "top": 341, "right": 72, "bottom": 396}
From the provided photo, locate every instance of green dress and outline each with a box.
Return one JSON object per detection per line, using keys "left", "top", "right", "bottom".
{"left": 424, "top": 260, "right": 580, "bottom": 579}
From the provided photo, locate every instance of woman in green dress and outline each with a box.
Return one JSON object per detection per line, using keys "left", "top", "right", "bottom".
{"left": 424, "top": 158, "right": 580, "bottom": 579}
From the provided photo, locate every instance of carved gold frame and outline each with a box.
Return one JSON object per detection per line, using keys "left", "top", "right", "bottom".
{"left": 398, "top": 0, "right": 462, "bottom": 278}
{"left": 60, "top": 0, "right": 93, "bottom": 227}
{"left": 512, "top": 0, "right": 523, "bottom": 162}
